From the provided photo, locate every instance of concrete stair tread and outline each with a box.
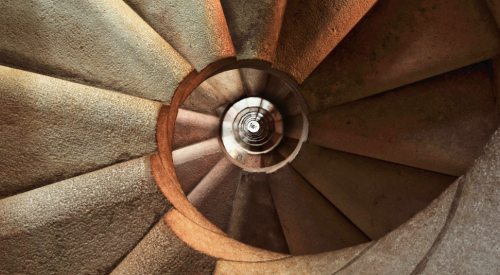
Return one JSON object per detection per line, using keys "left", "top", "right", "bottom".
{"left": 299, "top": 0, "right": 500, "bottom": 113}
{"left": 220, "top": 0, "right": 287, "bottom": 62}
{"left": 267, "top": 164, "right": 370, "bottom": 255}
{"left": 181, "top": 81, "right": 231, "bottom": 117}
{"left": 0, "top": 0, "right": 193, "bottom": 104}
{"left": 123, "top": 0, "right": 235, "bottom": 72}
{"left": 206, "top": 70, "right": 246, "bottom": 103}
{"left": 307, "top": 62, "right": 499, "bottom": 176}
{"left": 240, "top": 68, "right": 270, "bottom": 97}
{"left": 173, "top": 108, "right": 220, "bottom": 150}
{"left": 227, "top": 172, "right": 289, "bottom": 254}
{"left": 290, "top": 142, "right": 456, "bottom": 239}
{"left": 274, "top": 0, "right": 378, "bottom": 83}
{"left": 0, "top": 65, "right": 161, "bottom": 198}
{"left": 0, "top": 156, "right": 170, "bottom": 274}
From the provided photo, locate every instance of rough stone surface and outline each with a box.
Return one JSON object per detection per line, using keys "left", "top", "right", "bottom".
{"left": 267, "top": 164, "right": 370, "bottom": 255}
{"left": 240, "top": 68, "right": 269, "bottom": 96}
{"left": 124, "top": 0, "right": 235, "bottom": 72}
{"left": 0, "top": 66, "right": 161, "bottom": 198}
{"left": 227, "top": 172, "right": 289, "bottom": 254}
{"left": 0, "top": 0, "right": 193, "bottom": 103}
{"left": 307, "top": 62, "right": 498, "bottom": 176}
{"left": 416, "top": 129, "right": 500, "bottom": 274}
{"left": 173, "top": 138, "right": 224, "bottom": 194}
{"left": 485, "top": 0, "right": 500, "bottom": 32}
{"left": 262, "top": 74, "right": 292, "bottom": 105}
{"left": 291, "top": 143, "right": 455, "bottom": 239}
{"left": 181, "top": 81, "right": 230, "bottom": 117}
{"left": 220, "top": 0, "right": 287, "bottom": 62}
{"left": 188, "top": 157, "right": 242, "bottom": 232}
{"left": 207, "top": 69, "right": 246, "bottom": 103}
{"left": 300, "top": 0, "right": 500, "bottom": 113}
{"left": 214, "top": 243, "right": 371, "bottom": 275}
{"left": 110, "top": 216, "right": 216, "bottom": 275}
{"left": 274, "top": 0, "right": 377, "bottom": 83}
{"left": 336, "top": 179, "right": 459, "bottom": 275}
{"left": 0, "top": 156, "right": 170, "bottom": 275}
{"left": 173, "top": 108, "right": 220, "bottom": 150}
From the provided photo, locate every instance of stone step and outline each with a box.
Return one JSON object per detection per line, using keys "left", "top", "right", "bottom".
{"left": 123, "top": 0, "right": 235, "bottom": 72}
{"left": 267, "top": 164, "right": 370, "bottom": 255}
{"left": 0, "top": 65, "right": 161, "bottom": 198}
{"left": 0, "top": 156, "right": 170, "bottom": 274}
{"left": 307, "top": 62, "right": 498, "bottom": 176}
{"left": 290, "top": 143, "right": 455, "bottom": 239}
{"left": 299, "top": 0, "right": 500, "bottom": 113}
{"left": 173, "top": 108, "right": 220, "bottom": 150}
{"left": 227, "top": 172, "right": 289, "bottom": 254}
{"left": 240, "top": 68, "right": 269, "bottom": 96}
{"left": 181, "top": 81, "right": 230, "bottom": 117}
{"left": 0, "top": 0, "right": 193, "bottom": 103}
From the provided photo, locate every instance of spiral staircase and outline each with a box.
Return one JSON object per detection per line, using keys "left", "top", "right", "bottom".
{"left": 2, "top": 0, "right": 500, "bottom": 274}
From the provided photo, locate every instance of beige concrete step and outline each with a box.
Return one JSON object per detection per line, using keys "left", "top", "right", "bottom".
{"left": 219, "top": 0, "right": 287, "bottom": 62}
{"left": 299, "top": 0, "right": 500, "bottom": 113}
{"left": 173, "top": 138, "right": 224, "bottom": 194}
{"left": 110, "top": 215, "right": 216, "bottom": 275}
{"left": 173, "top": 108, "right": 220, "bottom": 150}
{"left": 206, "top": 70, "right": 245, "bottom": 103}
{"left": 123, "top": 0, "right": 235, "bottom": 72}
{"left": 267, "top": 164, "right": 370, "bottom": 255}
{"left": 214, "top": 243, "right": 371, "bottom": 275}
{"left": 240, "top": 68, "right": 269, "bottom": 96}
{"left": 262, "top": 74, "right": 291, "bottom": 104}
{"left": 0, "top": 66, "right": 161, "bottom": 198}
{"left": 244, "top": 154, "right": 263, "bottom": 169}
{"left": 274, "top": 0, "right": 377, "bottom": 83}
{"left": 188, "top": 157, "right": 242, "bottom": 232}
{"left": 0, "top": 0, "right": 193, "bottom": 103}
{"left": 0, "top": 156, "right": 170, "bottom": 275}
{"left": 307, "top": 62, "right": 498, "bottom": 176}
{"left": 227, "top": 172, "right": 289, "bottom": 254}
{"left": 181, "top": 81, "right": 231, "bottom": 117}
{"left": 291, "top": 143, "right": 455, "bottom": 239}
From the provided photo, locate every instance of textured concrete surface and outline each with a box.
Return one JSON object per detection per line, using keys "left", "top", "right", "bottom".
{"left": 0, "top": 65, "right": 161, "bottom": 198}
{"left": 181, "top": 81, "right": 230, "bottom": 117}
{"left": 415, "top": 129, "right": 500, "bottom": 274}
{"left": 207, "top": 69, "right": 246, "bottom": 103}
{"left": 110, "top": 216, "right": 216, "bottom": 275}
{"left": 220, "top": 0, "right": 287, "bottom": 62}
{"left": 188, "top": 157, "right": 242, "bottom": 232}
{"left": 307, "top": 62, "right": 498, "bottom": 176}
{"left": 124, "top": 0, "right": 235, "bottom": 72}
{"left": 291, "top": 143, "right": 455, "bottom": 239}
{"left": 299, "top": 0, "right": 500, "bottom": 113}
{"left": 227, "top": 172, "right": 289, "bottom": 254}
{"left": 336, "top": 179, "right": 460, "bottom": 274}
{"left": 240, "top": 68, "right": 269, "bottom": 96}
{"left": 244, "top": 154, "right": 263, "bottom": 169}
{"left": 173, "top": 138, "right": 224, "bottom": 194}
{"left": 0, "top": 0, "right": 193, "bottom": 103}
{"left": 485, "top": 0, "right": 500, "bottom": 31}
{"left": 274, "top": 0, "right": 377, "bottom": 83}
{"left": 173, "top": 108, "right": 220, "bottom": 150}
{"left": 0, "top": 156, "right": 170, "bottom": 275}
{"left": 214, "top": 243, "right": 371, "bottom": 275}
{"left": 267, "top": 164, "right": 369, "bottom": 255}
{"left": 262, "top": 74, "right": 292, "bottom": 105}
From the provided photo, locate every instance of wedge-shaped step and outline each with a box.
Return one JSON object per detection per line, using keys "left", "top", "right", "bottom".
{"left": 240, "top": 68, "right": 269, "bottom": 96}
{"left": 181, "top": 81, "right": 230, "bottom": 117}
{"left": 173, "top": 138, "right": 224, "bottom": 194}
{"left": 110, "top": 216, "right": 216, "bottom": 275}
{"left": 291, "top": 143, "right": 455, "bottom": 239}
{"left": 274, "top": 0, "right": 377, "bottom": 83}
{"left": 244, "top": 154, "right": 263, "bottom": 169}
{"left": 0, "top": 66, "right": 161, "bottom": 198}
{"left": 228, "top": 172, "right": 289, "bottom": 254}
{"left": 300, "top": 0, "right": 500, "bottom": 112}
{"left": 414, "top": 129, "right": 500, "bottom": 274}
{"left": 173, "top": 109, "right": 220, "bottom": 150}
{"left": 307, "top": 62, "right": 498, "bottom": 176}
{"left": 188, "top": 157, "right": 242, "bottom": 232}
{"left": 268, "top": 165, "right": 369, "bottom": 255}
{"left": 206, "top": 70, "right": 246, "bottom": 103}
{"left": 220, "top": 0, "right": 287, "bottom": 62}
{"left": 0, "top": 157, "right": 170, "bottom": 275}
{"left": 0, "top": 0, "right": 193, "bottom": 103}
{"left": 336, "top": 179, "right": 460, "bottom": 274}
{"left": 123, "top": 0, "right": 235, "bottom": 71}
{"left": 262, "top": 74, "right": 291, "bottom": 104}
{"left": 215, "top": 243, "right": 371, "bottom": 275}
